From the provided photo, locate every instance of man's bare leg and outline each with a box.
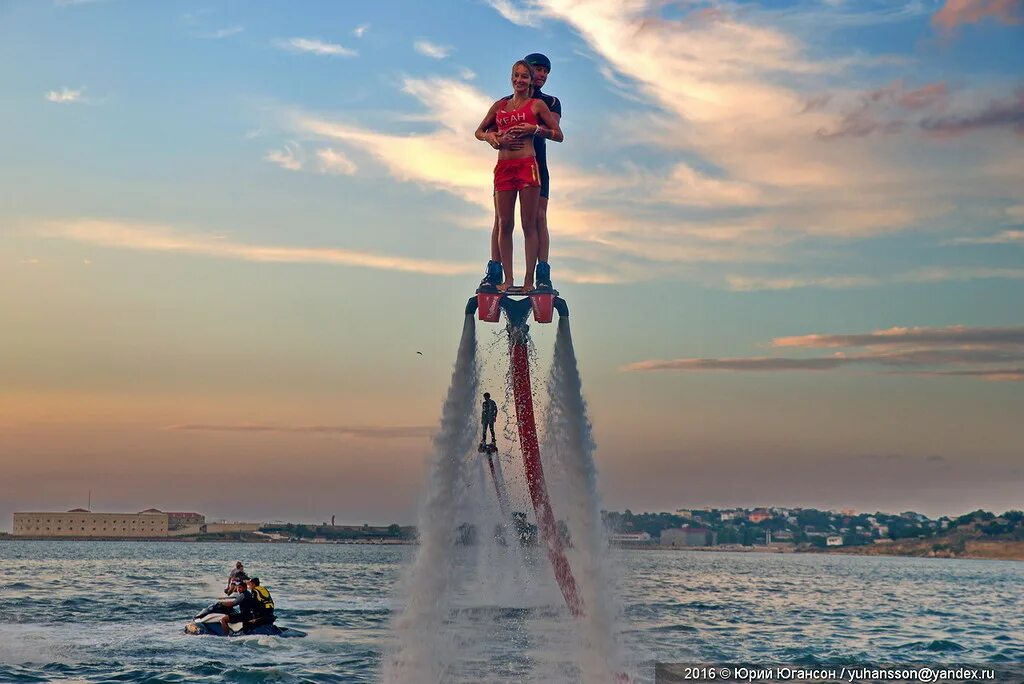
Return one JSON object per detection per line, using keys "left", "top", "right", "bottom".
{"left": 537, "top": 196, "right": 549, "bottom": 263}
{"left": 491, "top": 192, "right": 502, "bottom": 262}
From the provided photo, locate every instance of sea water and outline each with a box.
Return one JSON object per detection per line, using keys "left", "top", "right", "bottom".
{"left": 1, "top": 540, "right": 1021, "bottom": 682}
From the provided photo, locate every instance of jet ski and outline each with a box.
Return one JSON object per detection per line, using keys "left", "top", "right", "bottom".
{"left": 184, "top": 604, "right": 306, "bottom": 637}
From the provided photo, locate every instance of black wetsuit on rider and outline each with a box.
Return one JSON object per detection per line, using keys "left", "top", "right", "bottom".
{"left": 482, "top": 393, "right": 498, "bottom": 444}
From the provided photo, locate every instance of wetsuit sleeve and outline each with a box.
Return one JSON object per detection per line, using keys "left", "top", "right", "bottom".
{"left": 549, "top": 96, "right": 562, "bottom": 118}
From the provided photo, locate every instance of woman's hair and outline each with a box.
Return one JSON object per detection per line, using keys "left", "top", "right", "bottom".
{"left": 511, "top": 59, "right": 535, "bottom": 97}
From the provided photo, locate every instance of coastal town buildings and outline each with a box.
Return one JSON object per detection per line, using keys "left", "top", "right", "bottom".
{"left": 13, "top": 509, "right": 168, "bottom": 538}
{"left": 661, "top": 526, "right": 717, "bottom": 547}
{"left": 12, "top": 508, "right": 212, "bottom": 538}
{"left": 748, "top": 509, "right": 771, "bottom": 523}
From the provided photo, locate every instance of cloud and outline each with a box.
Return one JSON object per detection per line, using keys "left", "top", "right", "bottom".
{"left": 948, "top": 229, "right": 1024, "bottom": 244}
{"left": 39, "top": 219, "right": 478, "bottom": 276}
{"left": 773, "top": 325, "right": 1024, "bottom": 348}
{"left": 932, "top": 0, "right": 1023, "bottom": 34}
{"left": 353, "top": 24, "right": 369, "bottom": 38}
{"left": 905, "top": 368, "right": 1024, "bottom": 380}
{"left": 816, "top": 81, "right": 950, "bottom": 139}
{"left": 726, "top": 266, "right": 1024, "bottom": 291}
{"left": 166, "top": 424, "right": 433, "bottom": 439}
{"left": 459, "top": 67, "right": 477, "bottom": 81}
{"left": 623, "top": 324, "right": 1024, "bottom": 381}
{"left": 623, "top": 357, "right": 847, "bottom": 372}
{"left": 920, "top": 90, "right": 1024, "bottom": 137}
{"left": 485, "top": 0, "right": 543, "bottom": 26}
{"left": 316, "top": 148, "right": 358, "bottom": 175}
{"left": 275, "top": 37, "right": 357, "bottom": 57}
{"left": 45, "top": 87, "right": 84, "bottom": 104}
{"left": 264, "top": 143, "right": 303, "bottom": 171}
{"left": 1007, "top": 205, "right": 1024, "bottom": 221}
{"left": 413, "top": 40, "right": 452, "bottom": 59}
{"left": 201, "top": 26, "right": 244, "bottom": 39}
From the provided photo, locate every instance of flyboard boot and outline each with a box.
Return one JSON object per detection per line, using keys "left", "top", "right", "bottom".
{"left": 479, "top": 260, "right": 503, "bottom": 292}
{"left": 535, "top": 261, "right": 552, "bottom": 291}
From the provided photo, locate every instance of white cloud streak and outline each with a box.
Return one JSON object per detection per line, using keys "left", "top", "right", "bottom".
{"left": 45, "top": 87, "right": 84, "bottom": 104}
{"left": 275, "top": 37, "right": 357, "bottom": 57}
{"left": 948, "top": 229, "right": 1024, "bottom": 245}
{"left": 202, "top": 26, "right": 244, "bottom": 39}
{"left": 167, "top": 423, "right": 432, "bottom": 439}
{"left": 264, "top": 143, "right": 304, "bottom": 171}
{"left": 414, "top": 40, "right": 452, "bottom": 59}
{"left": 316, "top": 148, "right": 358, "bottom": 176}
{"left": 40, "top": 219, "right": 477, "bottom": 276}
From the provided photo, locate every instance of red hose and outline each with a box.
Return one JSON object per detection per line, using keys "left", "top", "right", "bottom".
{"left": 510, "top": 339, "right": 583, "bottom": 617}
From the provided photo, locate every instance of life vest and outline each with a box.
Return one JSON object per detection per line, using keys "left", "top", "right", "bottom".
{"left": 253, "top": 585, "right": 275, "bottom": 613}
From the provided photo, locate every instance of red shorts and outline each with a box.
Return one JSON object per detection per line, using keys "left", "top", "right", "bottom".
{"left": 494, "top": 157, "right": 540, "bottom": 192}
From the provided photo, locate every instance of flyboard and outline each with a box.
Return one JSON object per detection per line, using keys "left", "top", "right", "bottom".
{"left": 465, "top": 285, "right": 583, "bottom": 618}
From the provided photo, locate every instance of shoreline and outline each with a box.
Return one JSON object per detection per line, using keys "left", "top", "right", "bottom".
{"left": 615, "top": 541, "right": 1024, "bottom": 562}
{"left": 3, "top": 536, "right": 1020, "bottom": 561}
{"left": 0, "top": 535, "right": 415, "bottom": 545}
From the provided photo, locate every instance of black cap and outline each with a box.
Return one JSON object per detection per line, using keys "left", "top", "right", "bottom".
{"left": 524, "top": 53, "right": 551, "bottom": 71}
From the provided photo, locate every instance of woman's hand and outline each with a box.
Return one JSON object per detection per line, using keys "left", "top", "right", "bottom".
{"left": 497, "top": 133, "right": 526, "bottom": 151}
{"left": 505, "top": 123, "right": 536, "bottom": 139}
{"left": 486, "top": 132, "right": 502, "bottom": 149}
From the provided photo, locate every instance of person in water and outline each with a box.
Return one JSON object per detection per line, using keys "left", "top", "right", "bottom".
{"left": 244, "top": 576, "right": 276, "bottom": 628}
{"left": 481, "top": 392, "right": 498, "bottom": 445}
{"left": 224, "top": 560, "right": 247, "bottom": 595}
{"left": 475, "top": 59, "right": 563, "bottom": 292}
{"left": 481, "top": 53, "right": 562, "bottom": 290}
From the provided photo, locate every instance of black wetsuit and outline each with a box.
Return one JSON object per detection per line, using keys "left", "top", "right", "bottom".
{"left": 482, "top": 398, "right": 498, "bottom": 443}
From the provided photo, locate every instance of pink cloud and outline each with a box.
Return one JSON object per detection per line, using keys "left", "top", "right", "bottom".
{"left": 898, "top": 83, "right": 949, "bottom": 110}
{"left": 932, "top": 0, "right": 1023, "bottom": 34}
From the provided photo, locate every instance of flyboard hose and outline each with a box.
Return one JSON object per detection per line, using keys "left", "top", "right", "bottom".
{"left": 508, "top": 320, "right": 584, "bottom": 618}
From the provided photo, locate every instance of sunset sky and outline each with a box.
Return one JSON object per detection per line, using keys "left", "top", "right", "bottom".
{"left": 2, "top": 0, "right": 1022, "bottom": 529}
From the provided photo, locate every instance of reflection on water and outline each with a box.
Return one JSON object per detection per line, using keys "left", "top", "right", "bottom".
{"left": 0, "top": 541, "right": 1021, "bottom": 682}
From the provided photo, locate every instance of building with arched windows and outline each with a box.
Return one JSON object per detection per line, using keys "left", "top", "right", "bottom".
{"left": 13, "top": 509, "right": 169, "bottom": 538}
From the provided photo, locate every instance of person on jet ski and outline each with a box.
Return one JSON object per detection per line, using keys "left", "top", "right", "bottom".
{"left": 215, "top": 576, "right": 257, "bottom": 633}
{"left": 243, "top": 576, "right": 276, "bottom": 628}
{"left": 225, "top": 561, "right": 246, "bottom": 594}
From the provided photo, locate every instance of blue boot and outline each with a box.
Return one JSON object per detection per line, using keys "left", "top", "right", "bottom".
{"left": 480, "top": 260, "right": 503, "bottom": 290}
{"left": 535, "top": 261, "right": 552, "bottom": 289}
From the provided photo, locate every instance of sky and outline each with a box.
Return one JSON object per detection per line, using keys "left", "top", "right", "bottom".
{"left": 1, "top": 0, "right": 1022, "bottom": 529}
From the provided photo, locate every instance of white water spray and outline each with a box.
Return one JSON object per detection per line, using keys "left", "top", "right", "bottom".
{"left": 544, "top": 316, "right": 626, "bottom": 682}
{"left": 383, "top": 314, "right": 479, "bottom": 684}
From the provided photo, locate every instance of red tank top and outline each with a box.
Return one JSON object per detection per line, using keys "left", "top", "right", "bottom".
{"left": 495, "top": 98, "right": 538, "bottom": 135}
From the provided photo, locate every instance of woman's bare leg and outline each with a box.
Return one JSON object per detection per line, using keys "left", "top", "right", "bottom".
{"left": 518, "top": 186, "right": 540, "bottom": 290}
{"left": 496, "top": 189, "right": 518, "bottom": 290}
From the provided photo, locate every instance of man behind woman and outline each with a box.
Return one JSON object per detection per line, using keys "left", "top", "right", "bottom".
{"left": 475, "top": 56, "right": 563, "bottom": 292}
